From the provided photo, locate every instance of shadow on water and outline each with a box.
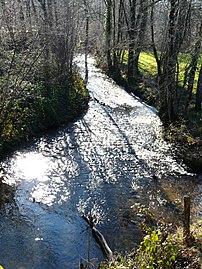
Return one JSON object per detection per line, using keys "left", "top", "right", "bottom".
{"left": 0, "top": 55, "right": 201, "bottom": 269}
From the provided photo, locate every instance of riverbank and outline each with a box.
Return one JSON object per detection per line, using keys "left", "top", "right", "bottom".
{"left": 126, "top": 79, "right": 202, "bottom": 174}
{"left": 0, "top": 70, "right": 90, "bottom": 159}
{"left": 130, "top": 80, "right": 202, "bottom": 174}
{"left": 163, "top": 121, "right": 202, "bottom": 173}
{"left": 98, "top": 220, "right": 202, "bottom": 269}
{"left": 0, "top": 54, "right": 201, "bottom": 269}
{"left": 93, "top": 56, "right": 202, "bottom": 268}
{"left": 95, "top": 55, "right": 202, "bottom": 174}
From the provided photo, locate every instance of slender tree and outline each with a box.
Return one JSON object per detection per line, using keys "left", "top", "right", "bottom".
{"left": 158, "top": 0, "right": 192, "bottom": 122}
{"left": 185, "top": 21, "right": 202, "bottom": 110}
{"left": 195, "top": 65, "right": 202, "bottom": 111}
{"left": 83, "top": 0, "right": 89, "bottom": 84}
{"left": 105, "top": 0, "right": 113, "bottom": 71}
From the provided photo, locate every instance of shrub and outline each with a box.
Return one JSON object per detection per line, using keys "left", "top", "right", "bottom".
{"left": 136, "top": 230, "right": 178, "bottom": 269}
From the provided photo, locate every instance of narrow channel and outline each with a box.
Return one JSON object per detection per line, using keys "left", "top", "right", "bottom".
{"left": 0, "top": 55, "right": 201, "bottom": 269}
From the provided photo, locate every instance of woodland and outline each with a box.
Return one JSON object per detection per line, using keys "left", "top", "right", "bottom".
{"left": 0, "top": 0, "right": 202, "bottom": 168}
{"left": 0, "top": 1, "right": 202, "bottom": 269}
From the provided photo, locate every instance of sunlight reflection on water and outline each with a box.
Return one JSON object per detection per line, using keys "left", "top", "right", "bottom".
{"left": 0, "top": 55, "right": 201, "bottom": 269}
{"left": 14, "top": 153, "right": 49, "bottom": 179}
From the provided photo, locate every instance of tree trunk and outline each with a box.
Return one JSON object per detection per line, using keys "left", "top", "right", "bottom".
{"left": 105, "top": 0, "right": 112, "bottom": 72}
{"left": 84, "top": 0, "right": 89, "bottom": 84}
{"left": 127, "top": 0, "right": 136, "bottom": 82}
{"left": 158, "top": 0, "right": 191, "bottom": 122}
{"left": 133, "top": 0, "right": 148, "bottom": 77}
{"left": 195, "top": 65, "right": 202, "bottom": 111}
{"left": 38, "top": 0, "right": 50, "bottom": 85}
{"left": 159, "top": 0, "right": 179, "bottom": 122}
{"left": 185, "top": 22, "right": 202, "bottom": 110}
{"left": 112, "top": 0, "right": 119, "bottom": 77}
{"left": 127, "top": 0, "right": 148, "bottom": 82}
{"left": 151, "top": 0, "right": 161, "bottom": 77}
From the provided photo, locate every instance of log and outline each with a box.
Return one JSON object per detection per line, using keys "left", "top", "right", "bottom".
{"left": 82, "top": 214, "right": 113, "bottom": 261}
{"left": 79, "top": 258, "right": 84, "bottom": 269}
{"left": 92, "top": 226, "right": 113, "bottom": 261}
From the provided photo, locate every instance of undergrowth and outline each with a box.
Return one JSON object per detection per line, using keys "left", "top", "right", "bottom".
{"left": 99, "top": 220, "right": 202, "bottom": 269}
{"left": 0, "top": 69, "right": 89, "bottom": 156}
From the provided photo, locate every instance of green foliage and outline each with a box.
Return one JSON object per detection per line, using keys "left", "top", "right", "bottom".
{"left": 0, "top": 39, "right": 89, "bottom": 155}
{"left": 0, "top": 69, "right": 89, "bottom": 155}
{"left": 136, "top": 230, "right": 178, "bottom": 269}
{"left": 99, "top": 229, "right": 178, "bottom": 269}
{"left": 99, "top": 220, "right": 202, "bottom": 269}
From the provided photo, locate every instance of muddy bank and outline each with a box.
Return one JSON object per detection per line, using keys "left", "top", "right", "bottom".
{"left": 181, "top": 145, "right": 202, "bottom": 173}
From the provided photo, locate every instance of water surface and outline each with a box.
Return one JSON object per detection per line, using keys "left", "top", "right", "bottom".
{"left": 0, "top": 56, "right": 201, "bottom": 269}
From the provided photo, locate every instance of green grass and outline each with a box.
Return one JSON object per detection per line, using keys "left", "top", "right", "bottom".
{"left": 139, "top": 52, "right": 158, "bottom": 76}
{"left": 138, "top": 51, "right": 201, "bottom": 93}
{"left": 178, "top": 53, "right": 202, "bottom": 93}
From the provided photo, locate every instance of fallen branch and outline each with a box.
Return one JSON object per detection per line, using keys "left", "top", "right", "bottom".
{"left": 92, "top": 226, "right": 113, "bottom": 261}
{"left": 82, "top": 214, "right": 113, "bottom": 261}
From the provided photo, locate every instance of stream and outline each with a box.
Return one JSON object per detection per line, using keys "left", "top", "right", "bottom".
{"left": 0, "top": 55, "right": 201, "bottom": 269}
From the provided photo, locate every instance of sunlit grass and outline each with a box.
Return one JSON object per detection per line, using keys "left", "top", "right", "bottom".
{"left": 118, "top": 50, "right": 201, "bottom": 95}
{"left": 139, "top": 52, "right": 158, "bottom": 75}
{"left": 137, "top": 51, "right": 201, "bottom": 93}
{"left": 178, "top": 53, "right": 202, "bottom": 93}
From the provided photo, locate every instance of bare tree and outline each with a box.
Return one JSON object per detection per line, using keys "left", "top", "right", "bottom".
{"left": 83, "top": 0, "right": 89, "bottom": 84}
{"left": 185, "top": 21, "right": 202, "bottom": 111}
{"left": 0, "top": 0, "right": 81, "bottom": 141}
{"left": 195, "top": 65, "right": 202, "bottom": 111}
{"left": 105, "top": 0, "right": 113, "bottom": 71}
{"left": 157, "top": 0, "right": 192, "bottom": 122}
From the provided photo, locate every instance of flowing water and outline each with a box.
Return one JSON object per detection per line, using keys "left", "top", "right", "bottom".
{"left": 0, "top": 56, "right": 201, "bottom": 269}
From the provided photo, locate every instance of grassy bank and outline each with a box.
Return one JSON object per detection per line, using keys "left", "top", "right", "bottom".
{"left": 0, "top": 70, "right": 90, "bottom": 157}
{"left": 139, "top": 52, "right": 202, "bottom": 91}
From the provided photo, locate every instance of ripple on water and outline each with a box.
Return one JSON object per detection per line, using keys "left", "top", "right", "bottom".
{"left": 0, "top": 55, "right": 201, "bottom": 268}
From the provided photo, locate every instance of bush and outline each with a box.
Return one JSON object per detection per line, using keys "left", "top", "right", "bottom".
{"left": 0, "top": 70, "right": 89, "bottom": 155}
{"left": 136, "top": 230, "right": 178, "bottom": 269}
